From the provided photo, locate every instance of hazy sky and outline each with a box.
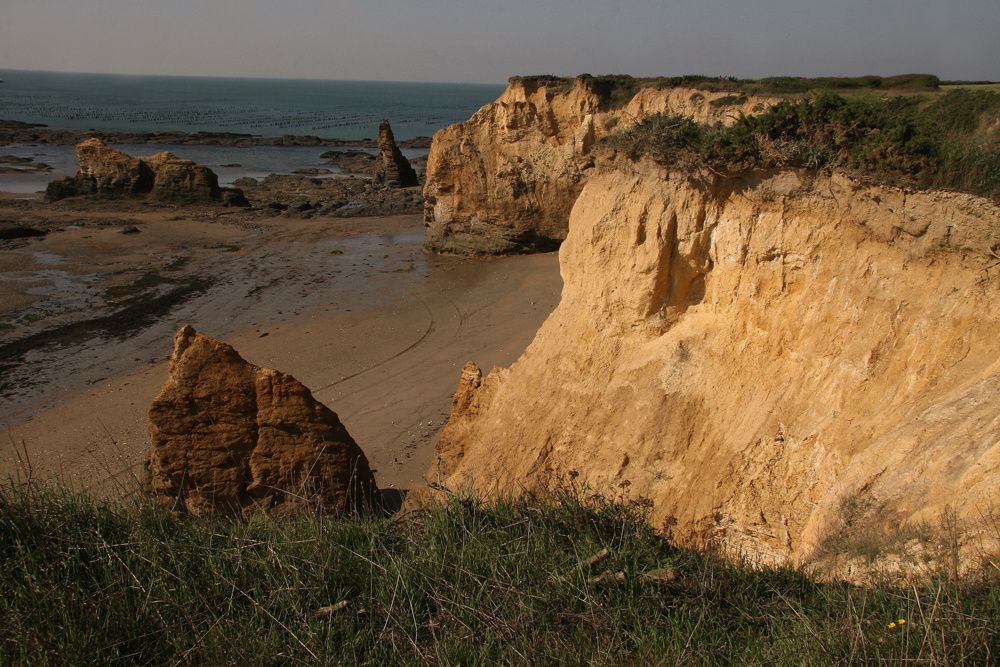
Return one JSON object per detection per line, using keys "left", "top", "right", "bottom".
{"left": 1, "top": 0, "right": 997, "bottom": 83}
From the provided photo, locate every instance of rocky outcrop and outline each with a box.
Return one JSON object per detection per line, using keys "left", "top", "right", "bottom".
{"left": 46, "top": 138, "right": 248, "bottom": 205}
{"left": 374, "top": 120, "right": 419, "bottom": 188}
{"left": 143, "top": 150, "right": 220, "bottom": 202}
{"left": 322, "top": 149, "right": 378, "bottom": 175}
{"left": 0, "top": 155, "right": 53, "bottom": 174}
{"left": 430, "top": 166, "right": 1000, "bottom": 576}
{"left": 71, "top": 138, "right": 154, "bottom": 196}
{"left": 423, "top": 77, "right": 777, "bottom": 254}
{"left": 148, "top": 325, "right": 379, "bottom": 515}
{"left": 234, "top": 173, "right": 422, "bottom": 217}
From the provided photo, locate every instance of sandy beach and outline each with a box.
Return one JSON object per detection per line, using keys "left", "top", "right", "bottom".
{"left": 0, "top": 199, "right": 561, "bottom": 496}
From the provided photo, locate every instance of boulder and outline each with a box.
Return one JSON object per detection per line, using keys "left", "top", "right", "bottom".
{"left": 148, "top": 325, "right": 379, "bottom": 515}
{"left": 220, "top": 187, "right": 251, "bottom": 207}
{"left": 45, "top": 176, "right": 92, "bottom": 201}
{"left": 76, "top": 137, "right": 155, "bottom": 196}
{"left": 374, "top": 120, "right": 419, "bottom": 188}
{"left": 144, "top": 151, "right": 220, "bottom": 203}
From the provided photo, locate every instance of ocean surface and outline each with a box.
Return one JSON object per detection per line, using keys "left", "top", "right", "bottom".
{"left": 0, "top": 69, "right": 504, "bottom": 193}
{"left": 0, "top": 69, "right": 503, "bottom": 139}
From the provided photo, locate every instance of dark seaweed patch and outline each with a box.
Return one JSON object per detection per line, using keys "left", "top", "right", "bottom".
{"left": 0, "top": 277, "right": 212, "bottom": 396}
{"left": 0, "top": 227, "right": 48, "bottom": 241}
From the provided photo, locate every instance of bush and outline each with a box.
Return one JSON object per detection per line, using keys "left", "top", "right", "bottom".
{"left": 607, "top": 89, "right": 1000, "bottom": 200}
{"left": 709, "top": 94, "right": 749, "bottom": 108}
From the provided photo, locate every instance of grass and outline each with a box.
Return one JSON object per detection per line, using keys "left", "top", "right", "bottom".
{"left": 606, "top": 88, "right": 1000, "bottom": 201}
{"left": 1, "top": 484, "right": 997, "bottom": 665}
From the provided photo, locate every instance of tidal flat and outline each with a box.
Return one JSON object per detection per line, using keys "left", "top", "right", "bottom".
{"left": 0, "top": 196, "right": 561, "bottom": 495}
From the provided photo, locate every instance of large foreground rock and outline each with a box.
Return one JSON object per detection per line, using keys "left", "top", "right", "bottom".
{"left": 423, "top": 76, "right": 776, "bottom": 254}
{"left": 148, "top": 326, "right": 379, "bottom": 514}
{"left": 430, "top": 166, "right": 1000, "bottom": 577}
{"left": 47, "top": 138, "right": 248, "bottom": 205}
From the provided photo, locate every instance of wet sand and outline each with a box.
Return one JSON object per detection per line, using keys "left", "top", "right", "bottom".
{"left": 0, "top": 203, "right": 561, "bottom": 495}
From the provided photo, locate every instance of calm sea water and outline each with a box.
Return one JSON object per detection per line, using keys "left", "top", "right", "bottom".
{"left": 0, "top": 69, "right": 504, "bottom": 193}
{"left": 0, "top": 69, "right": 503, "bottom": 140}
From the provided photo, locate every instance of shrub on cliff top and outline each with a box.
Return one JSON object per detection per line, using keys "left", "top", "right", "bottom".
{"left": 607, "top": 89, "right": 1000, "bottom": 200}
{"left": 509, "top": 73, "right": 943, "bottom": 103}
{"left": 752, "top": 73, "right": 941, "bottom": 94}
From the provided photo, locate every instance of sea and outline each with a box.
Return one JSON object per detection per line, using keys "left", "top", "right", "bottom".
{"left": 0, "top": 69, "right": 504, "bottom": 192}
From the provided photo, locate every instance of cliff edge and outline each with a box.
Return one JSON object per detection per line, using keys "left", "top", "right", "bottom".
{"left": 423, "top": 76, "right": 775, "bottom": 254}
{"left": 430, "top": 166, "right": 1000, "bottom": 576}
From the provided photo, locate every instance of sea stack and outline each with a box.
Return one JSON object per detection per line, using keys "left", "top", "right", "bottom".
{"left": 147, "top": 325, "right": 380, "bottom": 515}
{"left": 375, "top": 119, "right": 419, "bottom": 188}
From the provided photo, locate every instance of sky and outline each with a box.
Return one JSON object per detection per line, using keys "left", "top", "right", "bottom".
{"left": 1, "top": 0, "right": 997, "bottom": 84}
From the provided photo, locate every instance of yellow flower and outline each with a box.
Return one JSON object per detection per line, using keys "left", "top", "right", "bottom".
{"left": 888, "top": 622, "right": 897, "bottom": 630}
{"left": 898, "top": 619, "right": 906, "bottom": 625}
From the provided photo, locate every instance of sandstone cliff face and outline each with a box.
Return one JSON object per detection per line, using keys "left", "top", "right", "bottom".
{"left": 148, "top": 326, "right": 379, "bottom": 515}
{"left": 423, "top": 78, "right": 776, "bottom": 254}
{"left": 47, "top": 138, "right": 248, "bottom": 205}
{"left": 431, "top": 167, "right": 1000, "bottom": 573}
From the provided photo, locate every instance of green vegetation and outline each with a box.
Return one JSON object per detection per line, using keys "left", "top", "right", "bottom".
{"left": 606, "top": 89, "right": 1000, "bottom": 201}
{"left": 746, "top": 74, "right": 941, "bottom": 94}
{"left": 2, "top": 485, "right": 997, "bottom": 665}
{"left": 708, "top": 94, "right": 749, "bottom": 108}
{"left": 509, "top": 73, "right": 947, "bottom": 107}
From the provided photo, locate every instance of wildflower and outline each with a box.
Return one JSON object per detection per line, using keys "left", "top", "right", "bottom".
{"left": 888, "top": 622, "right": 897, "bottom": 630}
{"left": 898, "top": 619, "right": 906, "bottom": 625}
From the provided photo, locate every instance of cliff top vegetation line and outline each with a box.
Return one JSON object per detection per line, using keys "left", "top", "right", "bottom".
{"left": 606, "top": 88, "right": 1000, "bottom": 200}
{"left": 507, "top": 73, "right": 947, "bottom": 109}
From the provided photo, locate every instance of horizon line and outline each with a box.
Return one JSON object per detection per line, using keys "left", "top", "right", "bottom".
{"left": 0, "top": 66, "right": 507, "bottom": 87}
{"left": 2, "top": 66, "right": 995, "bottom": 88}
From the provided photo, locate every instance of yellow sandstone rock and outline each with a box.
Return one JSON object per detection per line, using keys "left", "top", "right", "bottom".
{"left": 431, "top": 165, "right": 1000, "bottom": 574}
{"left": 148, "top": 326, "right": 379, "bottom": 515}
{"left": 423, "top": 77, "right": 776, "bottom": 253}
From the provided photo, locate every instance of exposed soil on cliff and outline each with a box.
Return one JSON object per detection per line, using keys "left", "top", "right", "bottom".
{"left": 431, "top": 166, "right": 1000, "bottom": 578}
{"left": 0, "top": 197, "right": 561, "bottom": 495}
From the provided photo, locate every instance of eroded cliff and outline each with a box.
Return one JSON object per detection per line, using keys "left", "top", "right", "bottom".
{"left": 430, "top": 166, "right": 1000, "bottom": 575}
{"left": 423, "top": 77, "right": 776, "bottom": 253}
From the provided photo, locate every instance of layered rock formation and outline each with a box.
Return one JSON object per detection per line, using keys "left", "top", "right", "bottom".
{"left": 374, "top": 120, "right": 419, "bottom": 188}
{"left": 148, "top": 326, "right": 379, "bottom": 515}
{"left": 430, "top": 166, "right": 1000, "bottom": 574}
{"left": 423, "top": 76, "right": 776, "bottom": 254}
{"left": 46, "top": 138, "right": 248, "bottom": 205}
